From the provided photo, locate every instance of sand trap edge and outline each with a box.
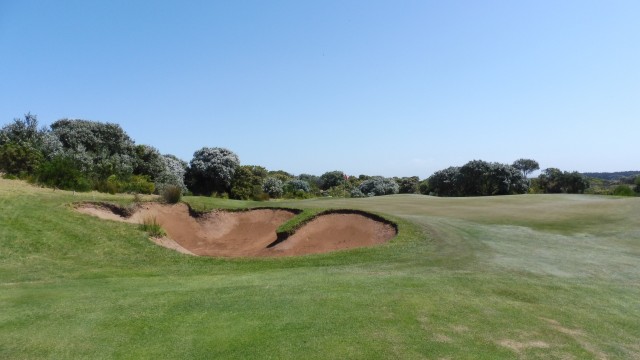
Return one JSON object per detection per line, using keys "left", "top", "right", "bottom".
{"left": 269, "top": 209, "right": 398, "bottom": 248}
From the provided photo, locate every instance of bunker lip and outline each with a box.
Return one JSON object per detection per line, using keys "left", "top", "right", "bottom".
{"left": 74, "top": 202, "right": 397, "bottom": 257}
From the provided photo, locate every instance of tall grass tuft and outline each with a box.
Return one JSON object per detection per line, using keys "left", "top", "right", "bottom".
{"left": 162, "top": 185, "right": 182, "bottom": 204}
{"left": 139, "top": 216, "right": 166, "bottom": 237}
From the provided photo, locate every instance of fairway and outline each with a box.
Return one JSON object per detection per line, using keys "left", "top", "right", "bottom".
{"left": 1, "top": 178, "right": 639, "bottom": 359}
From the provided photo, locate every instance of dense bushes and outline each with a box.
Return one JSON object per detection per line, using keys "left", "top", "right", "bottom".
{"left": 162, "top": 185, "right": 183, "bottom": 203}
{"left": 396, "top": 176, "right": 419, "bottom": 194}
{"left": 320, "top": 171, "right": 346, "bottom": 190}
{"left": 35, "top": 155, "right": 91, "bottom": 191}
{"left": 283, "top": 179, "right": 311, "bottom": 198}
{"left": 154, "top": 154, "right": 188, "bottom": 194}
{"left": 2, "top": 113, "right": 624, "bottom": 200}
{"left": 133, "top": 145, "right": 166, "bottom": 182}
{"left": 612, "top": 185, "right": 634, "bottom": 197}
{"left": 262, "top": 177, "right": 284, "bottom": 198}
{"left": 284, "top": 179, "right": 310, "bottom": 193}
{"left": 428, "top": 160, "right": 528, "bottom": 196}
{"left": 96, "top": 175, "right": 155, "bottom": 194}
{"left": 230, "top": 165, "right": 268, "bottom": 200}
{"left": 427, "top": 166, "right": 462, "bottom": 196}
{"left": 536, "top": 168, "right": 589, "bottom": 194}
{"left": 358, "top": 177, "right": 399, "bottom": 196}
{"left": 0, "top": 115, "right": 188, "bottom": 193}
{"left": 0, "top": 142, "right": 43, "bottom": 177}
{"left": 186, "top": 147, "right": 239, "bottom": 195}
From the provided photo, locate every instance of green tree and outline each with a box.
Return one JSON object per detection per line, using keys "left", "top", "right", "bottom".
{"left": 512, "top": 158, "right": 540, "bottom": 178}
{"left": 186, "top": 147, "right": 240, "bottom": 195}
{"left": 457, "top": 160, "right": 527, "bottom": 196}
{"left": 283, "top": 179, "right": 311, "bottom": 198}
{"left": 36, "top": 155, "right": 90, "bottom": 191}
{"left": 133, "top": 145, "right": 166, "bottom": 181}
{"left": 537, "top": 168, "right": 589, "bottom": 194}
{"left": 268, "top": 170, "right": 294, "bottom": 183}
{"left": 418, "top": 179, "right": 430, "bottom": 195}
{"left": 428, "top": 167, "right": 460, "bottom": 197}
{"left": 613, "top": 185, "right": 634, "bottom": 196}
{"left": 51, "top": 119, "right": 135, "bottom": 155}
{"left": 262, "top": 177, "right": 284, "bottom": 198}
{"left": 358, "top": 176, "right": 399, "bottom": 196}
{"left": 397, "top": 176, "right": 420, "bottom": 194}
{"left": 320, "top": 170, "right": 345, "bottom": 190}
{"left": 429, "top": 160, "right": 528, "bottom": 197}
{"left": 155, "top": 154, "right": 188, "bottom": 194}
{"left": 298, "top": 173, "right": 322, "bottom": 190}
{"left": 50, "top": 119, "right": 138, "bottom": 180}
{"left": 0, "top": 142, "right": 43, "bottom": 176}
{"left": 0, "top": 113, "right": 42, "bottom": 147}
{"left": 230, "top": 165, "right": 268, "bottom": 200}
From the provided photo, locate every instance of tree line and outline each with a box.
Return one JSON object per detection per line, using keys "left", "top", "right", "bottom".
{"left": 1, "top": 114, "right": 606, "bottom": 198}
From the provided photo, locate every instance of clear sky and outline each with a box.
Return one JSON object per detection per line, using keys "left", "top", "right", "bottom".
{"left": 1, "top": 1, "right": 638, "bottom": 178}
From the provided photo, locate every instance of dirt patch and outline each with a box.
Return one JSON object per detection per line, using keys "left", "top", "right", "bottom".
{"left": 75, "top": 202, "right": 396, "bottom": 257}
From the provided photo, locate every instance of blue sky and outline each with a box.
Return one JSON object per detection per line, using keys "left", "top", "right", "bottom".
{"left": 1, "top": 1, "right": 638, "bottom": 178}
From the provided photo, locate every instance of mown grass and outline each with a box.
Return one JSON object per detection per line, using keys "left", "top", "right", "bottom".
{"left": 1, "top": 179, "right": 639, "bottom": 359}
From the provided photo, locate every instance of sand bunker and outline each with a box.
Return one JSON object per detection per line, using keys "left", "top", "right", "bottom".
{"left": 75, "top": 202, "right": 396, "bottom": 257}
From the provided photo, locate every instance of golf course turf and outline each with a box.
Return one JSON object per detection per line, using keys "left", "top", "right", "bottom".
{"left": 1, "top": 178, "right": 639, "bottom": 359}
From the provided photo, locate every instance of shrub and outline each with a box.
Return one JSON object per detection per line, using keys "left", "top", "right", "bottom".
{"left": 262, "top": 177, "right": 284, "bottom": 198}
{"left": 139, "top": 216, "right": 166, "bottom": 237}
{"left": 612, "top": 185, "right": 635, "bottom": 197}
{"left": 428, "top": 161, "right": 528, "bottom": 197}
{"left": 284, "top": 190, "right": 311, "bottom": 199}
{"left": 418, "top": 180, "right": 429, "bottom": 195}
{"left": 105, "top": 175, "right": 121, "bottom": 194}
{"left": 397, "top": 176, "right": 419, "bottom": 194}
{"left": 320, "top": 170, "right": 346, "bottom": 190}
{"left": 0, "top": 113, "right": 42, "bottom": 146}
{"left": 428, "top": 166, "right": 461, "bottom": 197}
{"left": 268, "top": 170, "right": 294, "bottom": 183}
{"left": 123, "top": 175, "right": 155, "bottom": 194}
{"left": 537, "top": 168, "right": 590, "bottom": 194}
{"left": 36, "top": 155, "right": 91, "bottom": 191}
{"left": 284, "top": 179, "right": 311, "bottom": 193}
{"left": 133, "top": 145, "right": 165, "bottom": 181}
{"left": 50, "top": 119, "right": 138, "bottom": 180}
{"left": 155, "top": 154, "right": 188, "bottom": 194}
{"left": 0, "top": 142, "right": 43, "bottom": 176}
{"left": 298, "top": 173, "right": 322, "bottom": 189}
{"left": 187, "top": 147, "right": 240, "bottom": 195}
{"left": 358, "top": 176, "right": 399, "bottom": 196}
{"left": 246, "top": 185, "right": 268, "bottom": 201}
{"left": 350, "top": 188, "right": 366, "bottom": 198}
{"left": 162, "top": 185, "right": 182, "bottom": 203}
{"left": 230, "top": 165, "right": 268, "bottom": 200}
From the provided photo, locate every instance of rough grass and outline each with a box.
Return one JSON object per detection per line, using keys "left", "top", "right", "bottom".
{"left": 139, "top": 216, "right": 166, "bottom": 237}
{"left": 1, "top": 179, "right": 639, "bottom": 359}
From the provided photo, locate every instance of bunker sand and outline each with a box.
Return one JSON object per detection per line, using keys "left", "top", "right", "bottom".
{"left": 75, "top": 203, "right": 396, "bottom": 257}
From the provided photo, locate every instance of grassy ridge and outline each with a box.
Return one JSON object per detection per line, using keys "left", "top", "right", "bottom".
{"left": 1, "top": 179, "right": 639, "bottom": 359}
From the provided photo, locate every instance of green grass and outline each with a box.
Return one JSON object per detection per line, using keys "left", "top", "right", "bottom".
{"left": 1, "top": 179, "right": 639, "bottom": 359}
{"left": 139, "top": 216, "right": 166, "bottom": 238}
